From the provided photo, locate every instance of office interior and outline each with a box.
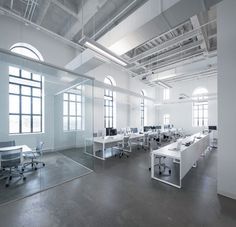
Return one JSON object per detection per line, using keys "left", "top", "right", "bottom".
{"left": 0, "top": 0, "right": 235, "bottom": 226}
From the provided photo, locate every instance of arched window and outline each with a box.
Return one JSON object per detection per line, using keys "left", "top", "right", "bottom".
{"left": 140, "top": 90, "right": 145, "bottom": 127}
{"left": 9, "top": 43, "right": 44, "bottom": 134}
{"left": 192, "top": 87, "right": 208, "bottom": 127}
{"left": 104, "top": 76, "right": 116, "bottom": 128}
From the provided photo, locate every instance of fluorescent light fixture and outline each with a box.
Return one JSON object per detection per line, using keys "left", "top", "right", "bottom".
{"left": 82, "top": 37, "right": 128, "bottom": 67}
{"left": 157, "top": 81, "right": 172, "bottom": 89}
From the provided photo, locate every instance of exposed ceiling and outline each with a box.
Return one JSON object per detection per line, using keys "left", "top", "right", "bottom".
{"left": 0, "top": 0, "right": 219, "bottom": 87}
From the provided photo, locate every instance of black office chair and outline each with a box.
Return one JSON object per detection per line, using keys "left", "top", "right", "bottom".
{"left": 0, "top": 140, "right": 15, "bottom": 148}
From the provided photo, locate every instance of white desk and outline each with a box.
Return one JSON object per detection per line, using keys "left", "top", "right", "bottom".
{"left": 0, "top": 145, "right": 32, "bottom": 167}
{"left": 151, "top": 133, "right": 210, "bottom": 188}
{"left": 93, "top": 133, "right": 144, "bottom": 160}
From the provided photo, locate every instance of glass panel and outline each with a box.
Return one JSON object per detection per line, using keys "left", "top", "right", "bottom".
{"left": 63, "top": 93, "right": 68, "bottom": 100}
{"left": 22, "top": 96, "right": 31, "bottom": 114}
{"left": 204, "top": 110, "right": 208, "bottom": 118}
{"left": 77, "top": 117, "right": 82, "bottom": 130}
{"left": 70, "top": 94, "right": 76, "bottom": 101}
{"left": 33, "top": 97, "right": 41, "bottom": 114}
{"left": 9, "top": 95, "right": 20, "bottom": 113}
{"left": 22, "top": 115, "right": 31, "bottom": 133}
{"left": 10, "top": 77, "right": 41, "bottom": 87}
{"left": 70, "top": 102, "right": 76, "bottom": 115}
{"left": 21, "top": 70, "right": 31, "bottom": 79}
{"left": 9, "top": 84, "right": 20, "bottom": 94}
{"left": 33, "top": 116, "right": 41, "bottom": 132}
{"left": 9, "top": 115, "right": 20, "bottom": 133}
{"left": 22, "top": 86, "right": 31, "bottom": 96}
{"left": 63, "top": 101, "right": 68, "bottom": 115}
{"left": 77, "top": 103, "right": 81, "bottom": 115}
{"left": 70, "top": 117, "right": 76, "bottom": 130}
{"left": 33, "top": 88, "right": 41, "bottom": 97}
{"left": 63, "top": 116, "right": 68, "bottom": 131}
{"left": 9, "top": 66, "right": 20, "bottom": 76}
{"left": 77, "top": 95, "right": 81, "bottom": 102}
{"left": 32, "top": 74, "right": 41, "bottom": 81}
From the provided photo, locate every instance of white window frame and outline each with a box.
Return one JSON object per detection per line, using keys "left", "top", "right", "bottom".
{"left": 163, "top": 88, "right": 170, "bottom": 100}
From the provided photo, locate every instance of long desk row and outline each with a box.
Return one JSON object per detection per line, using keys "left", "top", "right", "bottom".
{"left": 93, "top": 133, "right": 144, "bottom": 160}
{"left": 151, "top": 132, "right": 210, "bottom": 188}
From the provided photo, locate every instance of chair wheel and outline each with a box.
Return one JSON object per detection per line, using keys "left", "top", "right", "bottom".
{"left": 23, "top": 177, "right": 26, "bottom": 181}
{"left": 34, "top": 167, "right": 37, "bottom": 170}
{"left": 169, "top": 170, "right": 171, "bottom": 174}
{"left": 43, "top": 163, "right": 45, "bottom": 166}
{"left": 149, "top": 167, "right": 151, "bottom": 171}
{"left": 9, "top": 176, "right": 12, "bottom": 180}
{"left": 5, "top": 184, "right": 9, "bottom": 187}
{"left": 159, "top": 171, "right": 162, "bottom": 175}
{"left": 22, "top": 168, "right": 24, "bottom": 172}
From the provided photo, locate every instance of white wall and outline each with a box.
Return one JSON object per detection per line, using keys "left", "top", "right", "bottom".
{"left": 217, "top": 0, "right": 236, "bottom": 200}
{"left": 157, "top": 76, "right": 217, "bottom": 134}
{"left": 86, "top": 63, "right": 157, "bottom": 132}
{"left": 0, "top": 15, "right": 77, "bottom": 66}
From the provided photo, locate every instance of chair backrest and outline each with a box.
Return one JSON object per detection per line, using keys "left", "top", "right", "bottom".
{"left": 0, "top": 140, "right": 15, "bottom": 148}
{"left": 1, "top": 147, "right": 22, "bottom": 168}
{"left": 123, "top": 136, "right": 130, "bottom": 148}
{"left": 36, "top": 142, "right": 44, "bottom": 154}
{"left": 149, "top": 138, "right": 158, "bottom": 152}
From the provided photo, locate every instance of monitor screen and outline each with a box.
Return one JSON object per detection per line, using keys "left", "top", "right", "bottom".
{"left": 131, "top": 128, "right": 138, "bottom": 133}
{"left": 156, "top": 126, "right": 162, "bottom": 129}
{"left": 208, "top": 126, "right": 217, "bottom": 130}
{"left": 110, "top": 128, "right": 117, "bottom": 136}
{"left": 144, "top": 126, "right": 150, "bottom": 132}
{"left": 106, "top": 128, "right": 113, "bottom": 136}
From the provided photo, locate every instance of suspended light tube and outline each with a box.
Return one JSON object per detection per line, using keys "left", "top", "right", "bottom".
{"left": 83, "top": 37, "right": 128, "bottom": 67}
{"left": 157, "top": 81, "right": 172, "bottom": 89}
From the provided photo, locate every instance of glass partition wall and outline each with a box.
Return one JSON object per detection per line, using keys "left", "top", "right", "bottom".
{"left": 0, "top": 49, "right": 94, "bottom": 205}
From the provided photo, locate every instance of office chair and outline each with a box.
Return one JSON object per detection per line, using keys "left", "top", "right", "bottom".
{"left": 0, "top": 147, "right": 26, "bottom": 187}
{"left": 23, "top": 141, "right": 45, "bottom": 171}
{"left": 0, "top": 140, "right": 16, "bottom": 148}
{"left": 149, "top": 138, "right": 171, "bottom": 175}
{"left": 114, "top": 136, "right": 130, "bottom": 158}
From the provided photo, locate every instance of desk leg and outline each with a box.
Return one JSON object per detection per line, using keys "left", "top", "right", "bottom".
{"left": 151, "top": 153, "right": 154, "bottom": 178}
{"left": 193, "top": 162, "right": 197, "bottom": 168}
{"left": 103, "top": 143, "right": 105, "bottom": 160}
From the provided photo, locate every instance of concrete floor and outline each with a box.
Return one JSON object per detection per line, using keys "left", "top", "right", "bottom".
{"left": 0, "top": 149, "right": 236, "bottom": 227}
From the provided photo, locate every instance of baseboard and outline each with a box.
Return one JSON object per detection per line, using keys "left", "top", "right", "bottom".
{"left": 218, "top": 190, "right": 236, "bottom": 200}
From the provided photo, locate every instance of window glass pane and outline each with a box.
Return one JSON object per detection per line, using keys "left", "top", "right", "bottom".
{"left": 22, "top": 115, "right": 31, "bottom": 133}
{"left": 21, "top": 70, "right": 31, "bottom": 79}
{"left": 63, "top": 117, "right": 68, "bottom": 131}
{"left": 9, "top": 115, "right": 20, "bottom": 134}
{"left": 22, "top": 86, "right": 31, "bottom": 96}
{"left": 22, "top": 96, "right": 31, "bottom": 114}
{"left": 77, "top": 117, "right": 82, "bottom": 130}
{"left": 63, "top": 101, "right": 68, "bottom": 115}
{"left": 9, "top": 66, "right": 20, "bottom": 76}
{"left": 9, "top": 84, "right": 20, "bottom": 94}
{"left": 9, "top": 95, "right": 20, "bottom": 113}
{"left": 70, "top": 117, "right": 76, "bottom": 130}
{"left": 77, "top": 95, "right": 81, "bottom": 102}
{"left": 70, "top": 102, "right": 76, "bottom": 115}
{"left": 10, "top": 77, "right": 40, "bottom": 87}
{"left": 70, "top": 94, "right": 76, "bottom": 101}
{"left": 33, "top": 116, "right": 41, "bottom": 132}
{"left": 33, "top": 98, "right": 41, "bottom": 114}
{"left": 32, "top": 74, "right": 41, "bottom": 81}
{"left": 204, "top": 110, "right": 208, "bottom": 118}
{"left": 63, "top": 93, "right": 68, "bottom": 100}
{"left": 77, "top": 103, "right": 81, "bottom": 116}
{"left": 33, "top": 88, "right": 41, "bottom": 97}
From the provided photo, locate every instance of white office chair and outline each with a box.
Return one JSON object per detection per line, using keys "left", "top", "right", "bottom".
{"left": 23, "top": 142, "right": 45, "bottom": 171}
{"left": 0, "top": 147, "right": 26, "bottom": 187}
{"left": 114, "top": 136, "right": 130, "bottom": 158}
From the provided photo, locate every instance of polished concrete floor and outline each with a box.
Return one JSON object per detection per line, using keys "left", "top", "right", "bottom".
{"left": 0, "top": 152, "right": 92, "bottom": 205}
{"left": 0, "top": 148, "right": 236, "bottom": 227}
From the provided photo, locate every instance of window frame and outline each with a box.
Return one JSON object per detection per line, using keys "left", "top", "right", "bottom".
{"left": 140, "top": 90, "right": 145, "bottom": 127}
{"left": 163, "top": 114, "right": 170, "bottom": 125}
{"left": 9, "top": 68, "right": 43, "bottom": 134}
{"left": 163, "top": 88, "right": 170, "bottom": 100}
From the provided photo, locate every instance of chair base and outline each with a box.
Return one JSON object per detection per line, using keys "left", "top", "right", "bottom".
{"left": 23, "top": 160, "right": 45, "bottom": 171}
{"left": 0, "top": 168, "right": 26, "bottom": 187}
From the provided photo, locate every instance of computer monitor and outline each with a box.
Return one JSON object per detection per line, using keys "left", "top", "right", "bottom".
{"left": 144, "top": 126, "right": 150, "bottom": 132}
{"left": 208, "top": 126, "right": 217, "bottom": 131}
{"left": 131, "top": 128, "right": 138, "bottom": 133}
{"left": 156, "top": 125, "right": 162, "bottom": 130}
{"left": 110, "top": 128, "right": 117, "bottom": 136}
{"left": 106, "top": 128, "right": 112, "bottom": 136}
